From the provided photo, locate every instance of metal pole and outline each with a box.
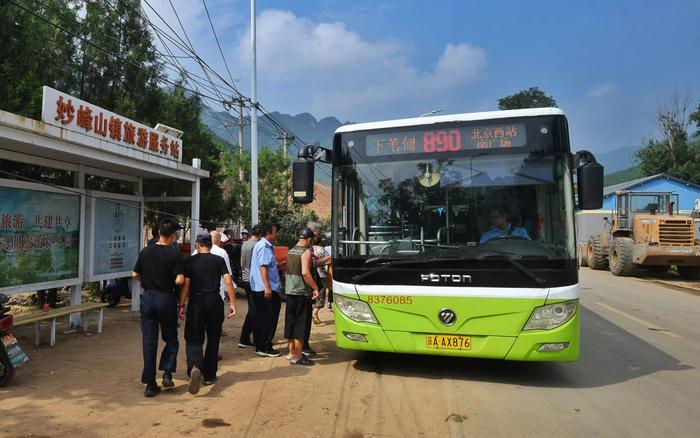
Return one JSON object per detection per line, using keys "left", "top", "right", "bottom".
{"left": 250, "top": 0, "right": 259, "bottom": 225}
{"left": 277, "top": 132, "right": 294, "bottom": 205}
{"left": 191, "top": 158, "right": 201, "bottom": 242}
{"left": 238, "top": 99, "right": 244, "bottom": 182}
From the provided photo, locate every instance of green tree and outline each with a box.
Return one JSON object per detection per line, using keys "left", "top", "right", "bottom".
{"left": 497, "top": 87, "right": 557, "bottom": 110}
{"left": 690, "top": 102, "right": 700, "bottom": 135}
{"left": 635, "top": 90, "right": 700, "bottom": 184}
{"left": 0, "top": 0, "right": 82, "bottom": 118}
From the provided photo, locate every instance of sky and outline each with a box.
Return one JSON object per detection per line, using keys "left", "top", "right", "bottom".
{"left": 145, "top": 0, "right": 700, "bottom": 154}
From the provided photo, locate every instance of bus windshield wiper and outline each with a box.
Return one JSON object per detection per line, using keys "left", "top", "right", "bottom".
{"left": 479, "top": 250, "right": 547, "bottom": 286}
{"left": 353, "top": 257, "right": 423, "bottom": 282}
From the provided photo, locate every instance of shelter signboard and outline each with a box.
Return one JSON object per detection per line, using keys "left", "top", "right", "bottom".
{"left": 41, "top": 86, "right": 183, "bottom": 163}
{"left": 0, "top": 187, "right": 80, "bottom": 288}
{"left": 91, "top": 198, "right": 140, "bottom": 277}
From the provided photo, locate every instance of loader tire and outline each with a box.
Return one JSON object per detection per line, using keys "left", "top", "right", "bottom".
{"left": 587, "top": 235, "right": 608, "bottom": 270}
{"left": 609, "top": 237, "right": 637, "bottom": 276}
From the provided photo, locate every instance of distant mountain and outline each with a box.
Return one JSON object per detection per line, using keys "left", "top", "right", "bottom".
{"left": 594, "top": 145, "right": 642, "bottom": 175}
{"left": 604, "top": 165, "right": 643, "bottom": 187}
{"left": 200, "top": 104, "right": 344, "bottom": 152}
{"left": 200, "top": 106, "right": 345, "bottom": 185}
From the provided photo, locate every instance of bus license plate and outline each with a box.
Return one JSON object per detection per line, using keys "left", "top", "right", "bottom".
{"left": 425, "top": 335, "right": 471, "bottom": 350}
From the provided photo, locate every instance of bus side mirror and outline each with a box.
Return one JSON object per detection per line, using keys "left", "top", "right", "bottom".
{"left": 576, "top": 151, "right": 603, "bottom": 210}
{"left": 293, "top": 158, "right": 315, "bottom": 204}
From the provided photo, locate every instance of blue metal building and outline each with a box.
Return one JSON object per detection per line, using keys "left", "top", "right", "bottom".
{"left": 603, "top": 173, "right": 700, "bottom": 210}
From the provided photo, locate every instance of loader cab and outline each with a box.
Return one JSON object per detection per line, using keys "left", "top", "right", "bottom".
{"left": 613, "top": 191, "right": 678, "bottom": 233}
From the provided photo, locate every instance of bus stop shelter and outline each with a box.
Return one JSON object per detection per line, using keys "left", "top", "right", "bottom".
{"left": 0, "top": 86, "right": 208, "bottom": 324}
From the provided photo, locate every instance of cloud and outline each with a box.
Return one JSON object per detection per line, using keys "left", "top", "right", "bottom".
{"left": 233, "top": 9, "right": 487, "bottom": 120}
{"left": 587, "top": 81, "right": 615, "bottom": 99}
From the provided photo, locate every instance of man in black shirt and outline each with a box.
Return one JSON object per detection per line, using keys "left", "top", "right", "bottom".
{"left": 132, "top": 217, "right": 185, "bottom": 397}
{"left": 179, "top": 231, "right": 237, "bottom": 395}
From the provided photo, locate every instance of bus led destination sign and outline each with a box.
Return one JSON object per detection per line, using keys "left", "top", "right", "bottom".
{"left": 366, "top": 123, "right": 526, "bottom": 157}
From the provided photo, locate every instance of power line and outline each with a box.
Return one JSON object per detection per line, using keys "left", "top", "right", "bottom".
{"left": 201, "top": 0, "right": 239, "bottom": 94}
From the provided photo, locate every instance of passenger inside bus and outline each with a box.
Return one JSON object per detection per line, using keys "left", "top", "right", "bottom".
{"left": 479, "top": 205, "right": 530, "bottom": 244}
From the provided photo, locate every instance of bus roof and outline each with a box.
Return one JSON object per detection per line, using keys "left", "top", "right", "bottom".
{"left": 335, "top": 107, "right": 565, "bottom": 134}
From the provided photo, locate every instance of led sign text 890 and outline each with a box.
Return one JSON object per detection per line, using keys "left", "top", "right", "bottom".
{"left": 365, "top": 123, "right": 526, "bottom": 157}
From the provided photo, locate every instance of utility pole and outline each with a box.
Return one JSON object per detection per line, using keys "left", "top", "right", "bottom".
{"left": 277, "top": 132, "right": 295, "bottom": 204}
{"left": 250, "top": 0, "right": 258, "bottom": 225}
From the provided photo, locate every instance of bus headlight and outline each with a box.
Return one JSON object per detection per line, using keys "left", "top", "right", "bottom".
{"left": 523, "top": 300, "right": 577, "bottom": 331}
{"left": 335, "top": 294, "right": 378, "bottom": 324}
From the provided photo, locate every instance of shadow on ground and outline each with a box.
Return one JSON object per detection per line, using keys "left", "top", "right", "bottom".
{"left": 350, "top": 305, "right": 693, "bottom": 389}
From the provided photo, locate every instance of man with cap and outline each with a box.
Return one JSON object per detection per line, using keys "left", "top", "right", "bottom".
{"left": 285, "top": 227, "right": 321, "bottom": 365}
{"left": 179, "top": 231, "right": 237, "bottom": 394}
{"left": 132, "top": 216, "right": 185, "bottom": 397}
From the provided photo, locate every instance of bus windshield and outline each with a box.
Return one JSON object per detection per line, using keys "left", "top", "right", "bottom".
{"left": 333, "top": 146, "right": 576, "bottom": 263}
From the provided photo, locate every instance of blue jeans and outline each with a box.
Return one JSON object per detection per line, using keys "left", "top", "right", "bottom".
{"left": 140, "top": 290, "right": 179, "bottom": 385}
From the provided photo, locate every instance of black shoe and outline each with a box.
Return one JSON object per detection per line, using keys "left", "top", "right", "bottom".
{"left": 162, "top": 372, "right": 174, "bottom": 388}
{"left": 203, "top": 377, "right": 218, "bottom": 385}
{"left": 302, "top": 348, "right": 317, "bottom": 357}
{"left": 291, "top": 356, "right": 315, "bottom": 366}
{"left": 144, "top": 384, "right": 161, "bottom": 397}
{"left": 255, "top": 348, "right": 281, "bottom": 357}
{"left": 189, "top": 367, "right": 201, "bottom": 395}
{"left": 238, "top": 340, "right": 254, "bottom": 348}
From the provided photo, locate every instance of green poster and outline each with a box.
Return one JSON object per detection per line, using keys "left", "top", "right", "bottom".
{"left": 0, "top": 187, "right": 80, "bottom": 288}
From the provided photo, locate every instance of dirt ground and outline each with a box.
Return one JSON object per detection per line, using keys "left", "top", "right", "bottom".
{"left": 2, "top": 270, "right": 698, "bottom": 437}
{"left": 0, "top": 297, "right": 459, "bottom": 438}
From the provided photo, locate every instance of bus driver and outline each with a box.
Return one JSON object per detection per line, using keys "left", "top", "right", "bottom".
{"left": 479, "top": 206, "right": 530, "bottom": 244}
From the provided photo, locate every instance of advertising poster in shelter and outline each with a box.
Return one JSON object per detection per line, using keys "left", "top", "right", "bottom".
{"left": 0, "top": 187, "right": 80, "bottom": 288}
{"left": 92, "top": 198, "right": 140, "bottom": 276}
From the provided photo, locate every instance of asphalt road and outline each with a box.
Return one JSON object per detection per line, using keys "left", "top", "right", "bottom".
{"left": 1, "top": 269, "right": 698, "bottom": 438}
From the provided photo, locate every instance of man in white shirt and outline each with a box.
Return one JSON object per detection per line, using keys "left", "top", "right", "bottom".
{"left": 192, "top": 230, "right": 234, "bottom": 301}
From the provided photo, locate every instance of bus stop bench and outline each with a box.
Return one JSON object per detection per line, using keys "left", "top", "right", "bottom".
{"left": 13, "top": 302, "right": 110, "bottom": 347}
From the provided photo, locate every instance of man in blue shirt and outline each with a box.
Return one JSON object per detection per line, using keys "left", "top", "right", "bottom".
{"left": 480, "top": 206, "right": 530, "bottom": 244}
{"left": 250, "top": 223, "right": 282, "bottom": 357}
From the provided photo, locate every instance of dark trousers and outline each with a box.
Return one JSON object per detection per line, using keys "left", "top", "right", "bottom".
{"left": 239, "top": 281, "right": 254, "bottom": 344}
{"left": 185, "top": 294, "right": 225, "bottom": 380}
{"left": 140, "top": 290, "right": 179, "bottom": 385}
{"left": 251, "top": 292, "right": 281, "bottom": 351}
{"left": 303, "top": 295, "right": 313, "bottom": 348}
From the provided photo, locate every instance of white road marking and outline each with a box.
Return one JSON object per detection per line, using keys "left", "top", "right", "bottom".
{"left": 595, "top": 301, "right": 681, "bottom": 338}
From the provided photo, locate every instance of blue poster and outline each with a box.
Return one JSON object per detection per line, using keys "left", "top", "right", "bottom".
{"left": 92, "top": 198, "right": 140, "bottom": 276}
{"left": 0, "top": 187, "right": 80, "bottom": 288}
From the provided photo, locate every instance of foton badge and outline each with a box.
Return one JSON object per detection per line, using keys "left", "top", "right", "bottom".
{"left": 420, "top": 274, "right": 472, "bottom": 284}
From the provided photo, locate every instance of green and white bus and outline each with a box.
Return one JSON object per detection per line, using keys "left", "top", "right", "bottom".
{"left": 294, "top": 108, "right": 602, "bottom": 361}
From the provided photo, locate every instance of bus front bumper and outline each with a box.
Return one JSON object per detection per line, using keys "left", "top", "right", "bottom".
{"left": 334, "top": 308, "right": 580, "bottom": 362}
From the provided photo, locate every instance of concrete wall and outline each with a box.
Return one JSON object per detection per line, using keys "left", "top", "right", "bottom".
{"left": 576, "top": 211, "right": 613, "bottom": 244}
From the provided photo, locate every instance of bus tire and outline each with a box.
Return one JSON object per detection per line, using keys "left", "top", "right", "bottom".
{"left": 609, "top": 237, "right": 636, "bottom": 276}
{"left": 677, "top": 266, "right": 700, "bottom": 280}
{"left": 587, "top": 235, "right": 608, "bottom": 270}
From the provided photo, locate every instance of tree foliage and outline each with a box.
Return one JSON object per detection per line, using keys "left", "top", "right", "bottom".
{"left": 497, "top": 87, "right": 557, "bottom": 110}
{"left": 635, "top": 89, "right": 700, "bottom": 184}
{"left": 0, "top": 0, "right": 236, "bottom": 232}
